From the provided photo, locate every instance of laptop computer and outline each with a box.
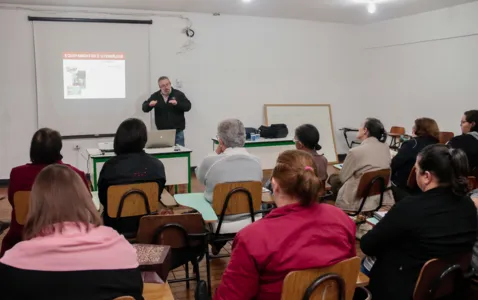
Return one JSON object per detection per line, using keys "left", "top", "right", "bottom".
{"left": 145, "top": 129, "right": 176, "bottom": 148}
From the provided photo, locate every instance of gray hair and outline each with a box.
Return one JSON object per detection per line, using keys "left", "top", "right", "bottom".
{"left": 217, "top": 119, "right": 246, "bottom": 148}
{"left": 158, "top": 76, "right": 170, "bottom": 82}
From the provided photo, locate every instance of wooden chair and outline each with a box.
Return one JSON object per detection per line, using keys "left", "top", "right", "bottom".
{"left": 13, "top": 191, "right": 31, "bottom": 225}
{"left": 348, "top": 169, "right": 390, "bottom": 217}
{"left": 136, "top": 214, "right": 209, "bottom": 292}
{"left": 389, "top": 126, "right": 406, "bottom": 150}
{"left": 209, "top": 181, "right": 263, "bottom": 250}
{"left": 468, "top": 176, "right": 477, "bottom": 191}
{"left": 439, "top": 132, "right": 455, "bottom": 144}
{"left": 407, "top": 166, "right": 418, "bottom": 189}
{"left": 281, "top": 257, "right": 361, "bottom": 300}
{"left": 413, "top": 252, "right": 472, "bottom": 300}
{"left": 107, "top": 182, "right": 163, "bottom": 238}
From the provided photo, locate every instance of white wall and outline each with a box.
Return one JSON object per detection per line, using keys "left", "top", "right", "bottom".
{"left": 0, "top": 5, "right": 361, "bottom": 179}
{"left": 358, "top": 1, "right": 478, "bottom": 135}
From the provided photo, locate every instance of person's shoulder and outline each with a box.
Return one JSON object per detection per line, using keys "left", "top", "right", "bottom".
{"left": 235, "top": 218, "right": 268, "bottom": 244}
{"left": 172, "top": 88, "right": 185, "bottom": 97}
{"left": 150, "top": 90, "right": 161, "bottom": 98}
{"left": 449, "top": 134, "right": 469, "bottom": 144}
{"left": 10, "top": 163, "right": 31, "bottom": 177}
{"left": 61, "top": 163, "right": 86, "bottom": 177}
{"left": 316, "top": 203, "right": 354, "bottom": 224}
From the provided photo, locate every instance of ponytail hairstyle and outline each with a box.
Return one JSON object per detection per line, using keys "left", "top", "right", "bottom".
{"left": 364, "top": 118, "right": 387, "bottom": 143}
{"left": 272, "top": 150, "right": 324, "bottom": 205}
{"left": 417, "top": 144, "right": 469, "bottom": 196}
{"left": 295, "top": 124, "right": 322, "bottom": 151}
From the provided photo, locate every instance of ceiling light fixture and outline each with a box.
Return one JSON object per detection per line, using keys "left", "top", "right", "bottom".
{"left": 367, "top": 2, "right": 377, "bottom": 14}
{"left": 242, "top": 0, "right": 252, "bottom": 3}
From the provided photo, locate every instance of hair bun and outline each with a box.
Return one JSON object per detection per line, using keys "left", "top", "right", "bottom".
{"left": 315, "top": 144, "right": 322, "bottom": 151}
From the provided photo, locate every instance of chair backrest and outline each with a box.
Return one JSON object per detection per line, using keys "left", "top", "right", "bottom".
{"left": 113, "top": 297, "right": 135, "bottom": 300}
{"left": 136, "top": 214, "right": 205, "bottom": 248}
{"left": 13, "top": 191, "right": 31, "bottom": 225}
{"left": 281, "top": 257, "right": 361, "bottom": 300}
{"left": 439, "top": 132, "right": 455, "bottom": 144}
{"left": 414, "top": 252, "right": 472, "bottom": 300}
{"left": 211, "top": 181, "right": 262, "bottom": 216}
{"left": 390, "top": 126, "right": 406, "bottom": 135}
{"left": 407, "top": 166, "right": 418, "bottom": 189}
{"left": 356, "top": 169, "right": 390, "bottom": 199}
{"left": 107, "top": 182, "right": 161, "bottom": 218}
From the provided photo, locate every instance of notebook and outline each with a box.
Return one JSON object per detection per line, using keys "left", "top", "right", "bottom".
{"left": 373, "top": 211, "right": 387, "bottom": 220}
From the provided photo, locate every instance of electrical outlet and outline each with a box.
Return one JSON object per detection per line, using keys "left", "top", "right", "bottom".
{"left": 73, "top": 145, "right": 80, "bottom": 150}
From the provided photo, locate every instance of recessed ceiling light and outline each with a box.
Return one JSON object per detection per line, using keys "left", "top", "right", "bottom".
{"left": 367, "top": 2, "right": 377, "bottom": 14}
{"left": 242, "top": 0, "right": 252, "bottom": 3}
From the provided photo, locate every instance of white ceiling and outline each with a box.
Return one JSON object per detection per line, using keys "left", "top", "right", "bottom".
{"left": 0, "top": 0, "right": 476, "bottom": 24}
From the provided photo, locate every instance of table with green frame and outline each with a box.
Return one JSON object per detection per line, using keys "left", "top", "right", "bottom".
{"left": 86, "top": 146, "right": 192, "bottom": 192}
{"left": 212, "top": 137, "right": 295, "bottom": 170}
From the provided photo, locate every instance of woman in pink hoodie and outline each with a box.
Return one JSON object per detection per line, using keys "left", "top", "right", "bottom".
{"left": 0, "top": 164, "right": 143, "bottom": 300}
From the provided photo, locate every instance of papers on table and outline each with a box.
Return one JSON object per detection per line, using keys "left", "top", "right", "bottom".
{"left": 334, "top": 164, "right": 343, "bottom": 170}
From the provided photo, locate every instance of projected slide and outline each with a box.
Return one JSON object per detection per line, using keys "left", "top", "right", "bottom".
{"left": 63, "top": 52, "right": 126, "bottom": 99}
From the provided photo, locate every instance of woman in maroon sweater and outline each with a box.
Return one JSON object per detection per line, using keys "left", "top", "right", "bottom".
{"left": 214, "top": 150, "right": 356, "bottom": 300}
{"left": 0, "top": 128, "right": 89, "bottom": 257}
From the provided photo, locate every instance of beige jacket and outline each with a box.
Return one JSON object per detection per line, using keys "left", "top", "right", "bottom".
{"left": 336, "top": 137, "right": 394, "bottom": 212}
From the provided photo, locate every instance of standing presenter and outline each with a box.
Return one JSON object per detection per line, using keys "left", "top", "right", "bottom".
{"left": 142, "top": 76, "right": 191, "bottom": 146}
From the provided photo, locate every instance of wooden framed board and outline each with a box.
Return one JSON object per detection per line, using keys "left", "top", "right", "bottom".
{"left": 264, "top": 104, "right": 338, "bottom": 164}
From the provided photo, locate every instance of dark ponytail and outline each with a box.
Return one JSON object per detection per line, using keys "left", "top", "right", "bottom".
{"left": 418, "top": 145, "right": 469, "bottom": 196}
{"left": 448, "top": 148, "right": 470, "bottom": 195}
{"left": 364, "top": 118, "right": 387, "bottom": 143}
{"left": 295, "top": 124, "right": 322, "bottom": 151}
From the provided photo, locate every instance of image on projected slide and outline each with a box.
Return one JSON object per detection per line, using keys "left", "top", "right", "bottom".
{"left": 63, "top": 52, "right": 126, "bottom": 99}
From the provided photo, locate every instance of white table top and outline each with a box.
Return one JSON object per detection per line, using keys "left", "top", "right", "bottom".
{"left": 87, "top": 146, "right": 192, "bottom": 158}
{"left": 212, "top": 137, "right": 294, "bottom": 144}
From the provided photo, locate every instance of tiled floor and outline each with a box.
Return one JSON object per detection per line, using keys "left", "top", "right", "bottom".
{"left": 0, "top": 169, "right": 364, "bottom": 300}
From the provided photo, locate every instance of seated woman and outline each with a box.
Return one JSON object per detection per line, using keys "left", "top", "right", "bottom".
{"left": 213, "top": 150, "right": 356, "bottom": 300}
{"left": 98, "top": 118, "right": 166, "bottom": 236}
{"left": 196, "top": 119, "right": 262, "bottom": 249}
{"left": 264, "top": 124, "right": 328, "bottom": 194}
{"left": 331, "top": 118, "right": 394, "bottom": 212}
{"left": 1, "top": 128, "right": 89, "bottom": 257}
{"left": 0, "top": 164, "right": 142, "bottom": 299}
{"left": 361, "top": 145, "right": 477, "bottom": 300}
{"left": 391, "top": 118, "right": 439, "bottom": 197}
{"left": 294, "top": 124, "right": 328, "bottom": 181}
{"left": 448, "top": 110, "right": 478, "bottom": 172}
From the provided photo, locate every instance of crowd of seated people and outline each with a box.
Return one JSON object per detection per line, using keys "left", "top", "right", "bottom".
{"left": 195, "top": 118, "right": 263, "bottom": 254}
{"left": 0, "top": 128, "right": 89, "bottom": 257}
{"left": 98, "top": 118, "right": 166, "bottom": 236}
{"left": 213, "top": 150, "right": 356, "bottom": 300}
{"left": 330, "top": 118, "right": 394, "bottom": 212}
{"left": 0, "top": 164, "right": 143, "bottom": 299}
{"left": 0, "top": 109, "right": 477, "bottom": 300}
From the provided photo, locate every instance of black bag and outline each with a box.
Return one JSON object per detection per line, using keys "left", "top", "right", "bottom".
{"left": 259, "top": 124, "right": 289, "bottom": 139}
{"left": 245, "top": 127, "right": 259, "bottom": 140}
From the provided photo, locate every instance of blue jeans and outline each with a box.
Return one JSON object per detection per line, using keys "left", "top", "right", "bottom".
{"left": 175, "top": 130, "right": 185, "bottom": 146}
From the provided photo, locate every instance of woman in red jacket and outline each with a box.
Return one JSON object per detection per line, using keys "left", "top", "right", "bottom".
{"left": 0, "top": 128, "right": 89, "bottom": 257}
{"left": 214, "top": 150, "right": 356, "bottom": 300}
